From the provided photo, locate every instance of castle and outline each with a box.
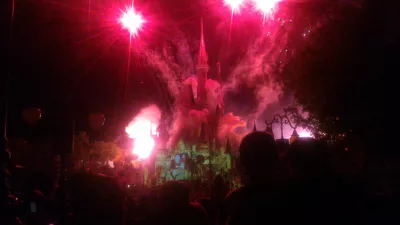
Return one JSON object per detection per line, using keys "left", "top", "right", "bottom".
{"left": 151, "top": 20, "right": 237, "bottom": 184}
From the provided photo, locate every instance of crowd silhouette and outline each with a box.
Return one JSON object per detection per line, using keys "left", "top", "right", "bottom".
{"left": 4, "top": 128, "right": 398, "bottom": 224}
{"left": 60, "top": 131, "right": 398, "bottom": 225}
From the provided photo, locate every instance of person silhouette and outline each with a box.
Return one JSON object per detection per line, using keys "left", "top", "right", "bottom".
{"left": 224, "top": 131, "right": 290, "bottom": 225}
{"left": 288, "top": 138, "right": 363, "bottom": 225}
{"left": 144, "top": 181, "right": 209, "bottom": 225}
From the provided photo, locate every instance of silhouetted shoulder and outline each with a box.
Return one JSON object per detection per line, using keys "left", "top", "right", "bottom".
{"left": 189, "top": 202, "right": 209, "bottom": 225}
{"left": 224, "top": 186, "right": 291, "bottom": 225}
{"left": 225, "top": 187, "right": 245, "bottom": 208}
{"left": 190, "top": 201, "right": 208, "bottom": 216}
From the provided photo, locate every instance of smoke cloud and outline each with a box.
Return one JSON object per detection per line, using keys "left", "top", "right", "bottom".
{"left": 223, "top": 19, "right": 289, "bottom": 125}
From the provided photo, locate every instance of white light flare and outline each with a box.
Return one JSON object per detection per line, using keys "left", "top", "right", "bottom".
{"left": 252, "top": 0, "right": 281, "bottom": 23}
{"left": 224, "top": 0, "right": 244, "bottom": 13}
{"left": 299, "top": 130, "right": 313, "bottom": 138}
{"left": 125, "top": 105, "right": 161, "bottom": 160}
{"left": 125, "top": 120, "right": 158, "bottom": 160}
{"left": 120, "top": 7, "right": 144, "bottom": 37}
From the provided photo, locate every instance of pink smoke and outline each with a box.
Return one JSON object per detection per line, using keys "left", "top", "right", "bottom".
{"left": 218, "top": 112, "right": 247, "bottom": 147}
{"left": 167, "top": 75, "right": 247, "bottom": 150}
{"left": 223, "top": 21, "right": 288, "bottom": 123}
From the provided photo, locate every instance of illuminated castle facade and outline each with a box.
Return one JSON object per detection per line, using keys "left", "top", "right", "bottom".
{"left": 152, "top": 20, "right": 236, "bottom": 184}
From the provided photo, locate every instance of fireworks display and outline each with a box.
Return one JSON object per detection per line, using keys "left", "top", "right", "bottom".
{"left": 18, "top": 0, "right": 334, "bottom": 159}
{"left": 116, "top": 0, "right": 316, "bottom": 158}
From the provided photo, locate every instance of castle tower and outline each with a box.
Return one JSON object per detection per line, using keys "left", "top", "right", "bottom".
{"left": 216, "top": 61, "right": 221, "bottom": 83}
{"left": 196, "top": 18, "right": 209, "bottom": 104}
{"left": 225, "top": 137, "right": 231, "bottom": 155}
{"left": 215, "top": 104, "right": 222, "bottom": 124}
{"left": 253, "top": 121, "right": 257, "bottom": 132}
{"left": 225, "top": 137, "right": 232, "bottom": 171}
{"left": 289, "top": 129, "right": 299, "bottom": 144}
{"left": 156, "top": 118, "right": 169, "bottom": 148}
{"left": 196, "top": 122, "right": 208, "bottom": 152}
{"left": 214, "top": 105, "right": 222, "bottom": 150}
{"left": 265, "top": 123, "right": 274, "bottom": 138}
{"left": 199, "top": 122, "right": 207, "bottom": 143}
{"left": 187, "top": 83, "right": 196, "bottom": 105}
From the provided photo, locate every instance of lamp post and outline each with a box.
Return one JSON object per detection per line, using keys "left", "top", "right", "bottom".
{"left": 270, "top": 114, "right": 293, "bottom": 140}
{"left": 266, "top": 108, "right": 301, "bottom": 141}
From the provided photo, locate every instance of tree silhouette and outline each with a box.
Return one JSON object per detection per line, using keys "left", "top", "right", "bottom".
{"left": 281, "top": 1, "right": 389, "bottom": 154}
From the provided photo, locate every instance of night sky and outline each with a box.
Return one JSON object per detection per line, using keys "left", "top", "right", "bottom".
{"left": 0, "top": 0, "right": 395, "bottom": 148}
{"left": 2, "top": 0, "right": 248, "bottom": 137}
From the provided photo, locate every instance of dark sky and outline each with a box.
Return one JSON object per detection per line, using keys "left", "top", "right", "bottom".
{"left": 1, "top": 0, "right": 229, "bottom": 134}
{"left": 1, "top": 0, "right": 269, "bottom": 136}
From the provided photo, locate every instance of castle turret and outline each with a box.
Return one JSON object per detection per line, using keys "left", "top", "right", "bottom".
{"left": 289, "top": 129, "right": 299, "bottom": 144}
{"left": 225, "top": 137, "right": 232, "bottom": 171}
{"left": 265, "top": 123, "right": 274, "bottom": 138}
{"left": 225, "top": 137, "right": 231, "bottom": 155}
{"left": 196, "top": 18, "right": 209, "bottom": 103}
{"left": 214, "top": 105, "right": 222, "bottom": 151}
{"left": 216, "top": 61, "right": 221, "bottom": 83}
{"left": 199, "top": 122, "right": 207, "bottom": 143}
{"left": 156, "top": 119, "right": 169, "bottom": 148}
{"left": 188, "top": 83, "right": 196, "bottom": 105}
{"left": 216, "top": 105, "right": 222, "bottom": 123}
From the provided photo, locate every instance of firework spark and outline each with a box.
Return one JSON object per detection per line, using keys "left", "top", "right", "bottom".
{"left": 120, "top": 7, "right": 144, "bottom": 37}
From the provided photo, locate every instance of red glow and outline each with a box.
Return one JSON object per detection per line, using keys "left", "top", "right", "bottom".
{"left": 120, "top": 7, "right": 144, "bottom": 37}
{"left": 224, "top": 0, "right": 244, "bottom": 12}
{"left": 252, "top": 0, "right": 281, "bottom": 15}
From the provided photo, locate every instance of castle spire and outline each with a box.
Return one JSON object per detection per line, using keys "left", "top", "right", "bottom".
{"left": 225, "top": 137, "right": 231, "bottom": 154}
{"left": 214, "top": 105, "right": 222, "bottom": 150}
{"left": 188, "top": 84, "right": 195, "bottom": 105}
{"left": 196, "top": 18, "right": 209, "bottom": 103}
{"left": 216, "top": 61, "right": 221, "bottom": 82}
{"left": 265, "top": 122, "right": 274, "bottom": 138}
{"left": 198, "top": 18, "right": 208, "bottom": 67}
{"left": 199, "top": 122, "right": 207, "bottom": 143}
{"left": 216, "top": 105, "right": 221, "bottom": 123}
{"left": 253, "top": 121, "right": 257, "bottom": 132}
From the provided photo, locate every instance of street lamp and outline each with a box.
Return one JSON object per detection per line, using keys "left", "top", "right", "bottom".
{"left": 265, "top": 108, "right": 301, "bottom": 143}
{"left": 269, "top": 114, "right": 292, "bottom": 140}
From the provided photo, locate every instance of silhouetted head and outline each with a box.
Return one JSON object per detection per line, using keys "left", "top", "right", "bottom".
{"left": 213, "top": 175, "right": 224, "bottom": 184}
{"left": 68, "top": 172, "right": 124, "bottom": 225}
{"left": 289, "top": 138, "right": 330, "bottom": 178}
{"left": 159, "top": 181, "right": 190, "bottom": 205}
{"left": 239, "top": 131, "right": 278, "bottom": 177}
